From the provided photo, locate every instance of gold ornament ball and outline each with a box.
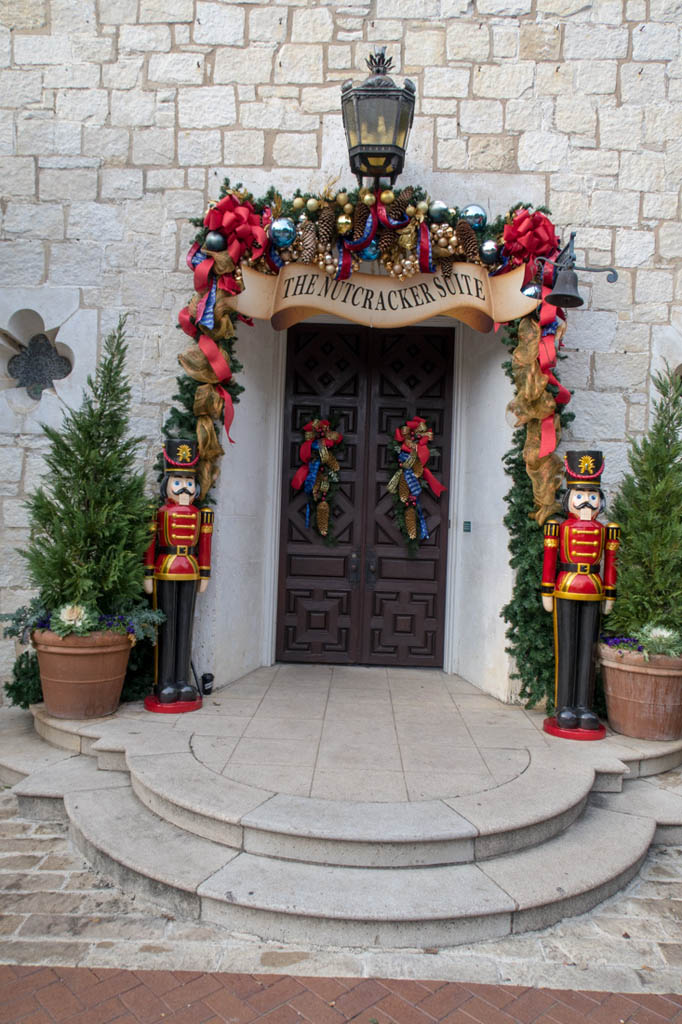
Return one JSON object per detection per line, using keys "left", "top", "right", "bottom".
{"left": 380, "top": 189, "right": 395, "bottom": 205}
{"left": 416, "top": 200, "right": 429, "bottom": 214}
{"left": 292, "top": 196, "right": 305, "bottom": 210}
{"left": 336, "top": 191, "right": 348, "bottom": 206}
{"left": 362, "top": 192, "right": 376, "bottom": 206}
{"left": 405, "top": 204, "right": 416, "bottom": 217}
{"left": 306, "top": 197, "right": 320, "bottom": 212}
{"left": 343, "top": 202, "right": 353, "bottom": 215}
{"left": 336, "top": 213, "right": 353, "bottom": 236}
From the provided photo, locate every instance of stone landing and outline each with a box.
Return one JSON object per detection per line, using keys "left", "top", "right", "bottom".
{"left": 1, "top": 665, "right": 682, "bottom": 949}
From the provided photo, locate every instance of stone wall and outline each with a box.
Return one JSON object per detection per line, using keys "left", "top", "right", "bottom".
{"left": 1, "top": 0, "right": 680, "bottom": 686}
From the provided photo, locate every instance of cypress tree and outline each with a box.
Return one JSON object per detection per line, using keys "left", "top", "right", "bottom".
{"left": 22, "top": 317, "right": 151, "bottom": 615}
{"left": 607, "top": 365, "right": 682, "bottom": 637}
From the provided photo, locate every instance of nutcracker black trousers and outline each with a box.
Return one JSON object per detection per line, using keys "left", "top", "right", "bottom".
{"left": 156, "top": 580, "right": 198, "bottom": 689}
{"left": 554, "top": 597, "right": 601, "bottom": 711}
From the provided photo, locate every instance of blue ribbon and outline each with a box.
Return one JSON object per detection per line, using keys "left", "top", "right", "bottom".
{"left": 198, "top": 277, "right": 217, "bottom": 329}
{"left": 268, "top": 242, "right": 285, "bottom": 269}
{"left": 399, "top": 450, "right": 429, "bottom": 540}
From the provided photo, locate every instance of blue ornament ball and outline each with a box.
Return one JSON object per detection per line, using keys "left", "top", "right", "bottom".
{"left": 361, "top": 239, "right": 380, "bottom": 261}
{"left": 428, "top": 200, "right": 450, "bottom": 223}
{"left": 480, "top": 239, "right": 500, "bottom": 266}
{"left": 461, "top": 204, "right": 487, "bottom": 231}
{"left": 270, "top": 217, "right": 297, "bottom": 249}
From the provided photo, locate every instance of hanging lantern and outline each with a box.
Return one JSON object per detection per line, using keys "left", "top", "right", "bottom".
{"left": 341, "top": 47, "right": 416, "bottom": 186}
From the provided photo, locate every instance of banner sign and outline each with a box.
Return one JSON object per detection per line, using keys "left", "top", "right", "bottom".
{"left": 225, "top": 263, "right": 538, "bottom": 333}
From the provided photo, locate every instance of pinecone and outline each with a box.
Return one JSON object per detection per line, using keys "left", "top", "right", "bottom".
{"left": 399, "top": 473, "right": 410, "bottom": 503}
{"left": 317, "top": 205, "right": 336, "bottom": 247}
{"left": 388, "top": 186, "right": 414, "bottom": 221}
{"left": 455, "top": 220, "right": 481, "bottom": 263}
{"left": 378, "top": 229, "right": 397, "bottom": 255}
{"left": 300, "top": 220, "right": 317, "bottom": 263}
{"left": 353, "top": 202, "right": 370, "bottom": 241}
{"left": 405, "top": 506, "right": 417, "bottom": 540}
{"left": 316, "top": 500, "right": 330, "bottom": 536}
{"left": 440, "top": 256, "right": 454, "bottom": 279}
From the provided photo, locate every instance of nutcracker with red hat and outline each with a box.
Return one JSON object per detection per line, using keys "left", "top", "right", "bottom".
{"left": 143, "top": 438, "right": 214, "bottom": 712}
{"left": 541, "top": 450, "right": 620, "bottom": 739}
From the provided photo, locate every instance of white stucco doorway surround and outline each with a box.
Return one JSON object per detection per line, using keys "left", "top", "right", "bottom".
{"left": 193, "top": 314, "right": 517, "bottom": 704}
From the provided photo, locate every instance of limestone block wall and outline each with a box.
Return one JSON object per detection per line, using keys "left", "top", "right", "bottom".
{"left": 0, "top": 0, "right": 680, "bottom": 687}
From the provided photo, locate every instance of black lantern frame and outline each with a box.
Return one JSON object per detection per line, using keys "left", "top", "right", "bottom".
{"left": 341, "top": 48, "right": 416, "bottom": 186}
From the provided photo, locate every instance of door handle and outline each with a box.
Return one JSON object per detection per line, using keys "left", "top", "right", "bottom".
{"left": 366, "top": 549, "right": 378, "bottom": 590}
{"left": 349, "top": 550, "right": 360, "bottom": 588}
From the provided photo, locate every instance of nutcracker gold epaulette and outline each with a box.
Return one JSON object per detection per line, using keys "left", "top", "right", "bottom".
{"left": 200, "top": 508, "right": 214, "bottom": 531}
{"left": 606, "top": 523, "right": 620, "bottom": 541}
{"left": 544, "top": 517, "right": 560, "bottom": 536}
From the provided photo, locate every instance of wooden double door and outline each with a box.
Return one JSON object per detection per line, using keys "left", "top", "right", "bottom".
{"left": 276, "top": 323, "right": 454, "bottom": 667}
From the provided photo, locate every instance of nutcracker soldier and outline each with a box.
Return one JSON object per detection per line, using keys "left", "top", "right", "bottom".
{"left": 541, "top": 450, "right": 620, "bottom": 739}
{"left": 143, "top": 439, "right": 213, "bottom": 711}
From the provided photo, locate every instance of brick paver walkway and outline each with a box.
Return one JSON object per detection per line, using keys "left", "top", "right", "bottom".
{"left": 2, "top": 966, "right": 682, "bottom": 1023}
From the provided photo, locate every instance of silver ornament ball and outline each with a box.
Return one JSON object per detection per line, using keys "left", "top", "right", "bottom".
{"left": 461, "top": 204, "right": 488, "bottom": 231}
{"left": 428, "top": 200, "right": 450, "bottom": 224}
{"left": 480, "top": 239, "right": 500, "bottom": 266}
{"left": 270, "top": 217, "right": 297, "bottom": 248}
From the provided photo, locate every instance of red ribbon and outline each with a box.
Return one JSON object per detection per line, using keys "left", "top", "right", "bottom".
{"left": 197, "top": 334, "right": 235, "bottom": 444}
{"left": 375, "top": 190, "right": 409, "bottom": 229}
{"left": 418, "top": 222, "right": 432, "bottom": 274}
{"left": 204, "top": 193, "right": 267, "bottom": 263}
{"left": 292, "top": 421, "right": 343, "bottom": 491}
{"left": 395, "top": 418, "right": 446, "bottom": 498}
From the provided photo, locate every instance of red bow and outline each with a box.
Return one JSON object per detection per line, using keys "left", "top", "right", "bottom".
{"left": 395, "top": 418, "right": 446, "bottom": 498}
{"left": 204, "top": 193, "right": 267, "bottom": 266}
{"left": 292, "top": 420, "right": 343, "bottom": 491}
{"left": 503, "top": 209, "right": 560, "bottom": 286}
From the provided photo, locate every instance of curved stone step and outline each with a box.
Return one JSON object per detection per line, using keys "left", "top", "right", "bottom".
{"left": 590, "top": 780, "right": 682, "bottom": 844}
{"left": 12, "top": 754, "right": 129, "bottom": 820}
{"left": 66, "top": 785, "right": 238, "bottom": 920}
{"left": 0, "top": 708, "right": 77, "bottom": 786}
{"left": 197, "top": 805, "right": 655, "bottom": 947}
{"left": 23, "top": 704, "right": 682, "bottom": 869}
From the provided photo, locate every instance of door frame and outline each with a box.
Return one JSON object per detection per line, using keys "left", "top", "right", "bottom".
{"left": 261, "top": 314, "right": 465, "bottom": 675}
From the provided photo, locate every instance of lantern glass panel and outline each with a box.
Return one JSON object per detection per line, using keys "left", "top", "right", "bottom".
{"left": 342, "top": 95, "right": 359, "bottom": 148}
{"left": 396, "top": 101, "right": 412, "bottom": 148}
{"left": 358, "top": 95, "right": 399, "bottom": 145}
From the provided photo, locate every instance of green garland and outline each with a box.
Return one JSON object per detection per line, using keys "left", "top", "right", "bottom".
{"left": 499, "top": 321, "right": 574, "bottom": 710}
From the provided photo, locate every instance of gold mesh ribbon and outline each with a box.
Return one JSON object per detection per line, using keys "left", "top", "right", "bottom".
{"left": 506, "top": 315, "right": 564, "bottom": 525}
{"left": 178, "top": 346, "right": 227, "bottom": 498}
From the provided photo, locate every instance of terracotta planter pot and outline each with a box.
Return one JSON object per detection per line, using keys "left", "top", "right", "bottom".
{"left": 32, "top": 629, "right": 131, "bottom": 720}
{"left": 599, "top": 643, "right": 682, "bottom": 742}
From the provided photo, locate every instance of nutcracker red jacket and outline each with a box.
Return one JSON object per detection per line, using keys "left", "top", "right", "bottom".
{"left": 144, "top": 503, "right": 214, "bottom": 582}
{"left": 541, "top": 515, "right": 619, "bottom": 602}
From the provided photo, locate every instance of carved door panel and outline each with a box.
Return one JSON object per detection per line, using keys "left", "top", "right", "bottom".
{"left": 276, "top": 323, "right": 453, "bottom": 667}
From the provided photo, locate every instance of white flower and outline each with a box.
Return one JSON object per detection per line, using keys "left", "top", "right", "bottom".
{"left": 58, "top": 604, "right": 87, "bottom": 628}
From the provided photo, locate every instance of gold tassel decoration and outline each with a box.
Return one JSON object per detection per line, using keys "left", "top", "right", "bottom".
{"left": 316, "top": 500, "right": 330, "bottom": 536}
{"left": 405, "top": 505, "right": 417, "bottom": 540}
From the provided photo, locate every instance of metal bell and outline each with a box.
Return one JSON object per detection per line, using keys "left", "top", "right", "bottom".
{"left": 545, "top": 267, "right": 584, "bottom": 308}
